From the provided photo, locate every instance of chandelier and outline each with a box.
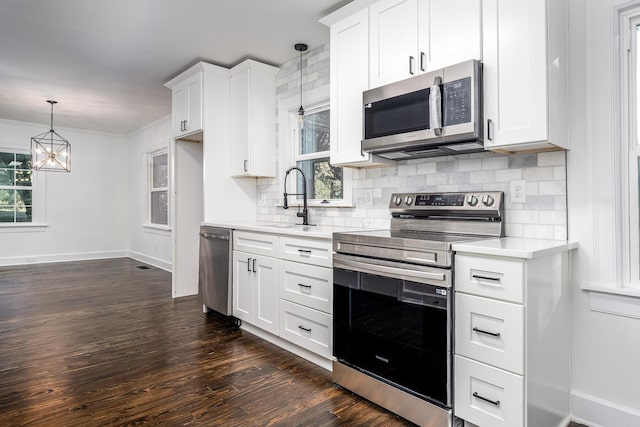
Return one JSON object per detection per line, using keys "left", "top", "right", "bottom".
{"left": 31, "top": 100, "right": 71, "bottom": 172}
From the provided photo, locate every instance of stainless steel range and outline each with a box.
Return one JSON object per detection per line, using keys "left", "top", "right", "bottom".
{"left": 332, "top": 191, "right": 504, "bottom": 427}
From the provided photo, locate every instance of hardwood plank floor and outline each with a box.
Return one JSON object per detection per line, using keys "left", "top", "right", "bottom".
{"left": 0, "top": 258, "right": 413, "bottom": 426}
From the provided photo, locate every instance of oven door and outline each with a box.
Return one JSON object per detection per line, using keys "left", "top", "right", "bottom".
{"left": 333, "top": 253, "right": 452, "bottom": 408}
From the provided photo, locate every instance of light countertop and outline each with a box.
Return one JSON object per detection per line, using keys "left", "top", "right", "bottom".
{"left": 201, "top": 221, "right": 373, "bottom": 240}
{"left": 452, "top": 237, "right": 578, "bottom": 259}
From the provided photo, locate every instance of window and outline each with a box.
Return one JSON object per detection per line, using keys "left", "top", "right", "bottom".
{"left": 0, "top": 151, "right": 33, "bottom": 223}
{"left": 622, "top": 8, "right": 640, "bottom": 289}
{"left": 280, "top": 87, "right": 352, "bottom": 208}
{"left": 293, "top": 107, "right": 344, "bottom": 202}
{"left": 148, "top": 150, "right": 168, "bottom": 226}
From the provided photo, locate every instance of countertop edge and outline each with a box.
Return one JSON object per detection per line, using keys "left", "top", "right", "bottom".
{"left": 452, "top": 238, "right": 579, "bottom": 259}
{"left": 201, "top": 221, "right": 372, "bottom": 240}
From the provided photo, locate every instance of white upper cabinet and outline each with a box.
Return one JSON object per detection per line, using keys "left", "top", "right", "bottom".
{"left": 229, "top": 60, "right": 279, "bottom": 177}
{"left": 370, "top": 0, "right": 419, "bottom": 87}
{"left": 167, "top": 71, "right": 203, "bottom": 138}
{"left": 323, "top": 6, "right": 394, "bottom": 167}
{"left": 369, "top": 0, "right": 481, "bottom": 88}
{"left": 419, "top": 0, "right": 482, "bottom": 72}
{"left": 482, "top": 0, "right": 568, "bottom": 152}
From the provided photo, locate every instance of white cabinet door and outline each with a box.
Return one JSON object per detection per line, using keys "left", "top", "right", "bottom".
{"left": 230, "top": 68, "right": 251, "bottom": 176}
{"left": 171, "top": 73, "right": 203, "bottom": 138}
{"left": 419, "top": 0, "right": 481, "bottom": 72}
{"left": 186, "top": 74, "right": 202, "bottom": 134}
{"left": 232, "top": 251, "right": 253, "bottom": 323}
{"left": 233, "top": 250, "right": 278, "bottom": 333}
{"left": 229, "top": 60, "right": 278, "bottom": 177}
{"left": 370, "top": 0, "right": 419, "bottom": 88}
{"left": 172, "top": 83, "right": 188, "bottom": 136}
{"left": 482, "top": 0, "right": 550, "bottom": 149}
{"left": 254, "top": 255, "right": 279, "bottom": 335}
{"left": 329, "top": 8, "right": 392, "bottom": 167}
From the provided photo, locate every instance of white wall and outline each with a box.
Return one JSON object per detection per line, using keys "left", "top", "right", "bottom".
{"left": 0, "top": 119, "right": 129, "bottom": 264}
{"left": 568, "top": 0, "right": 640, "bottom": 425}
{"left": 127, "top": 115, "right": 173, "bottom": 271}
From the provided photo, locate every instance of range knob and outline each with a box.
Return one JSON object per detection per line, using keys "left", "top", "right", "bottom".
{"left": 482, "top": 194, "right": 495, "bottom": 207}
{"left": 404, "top": 196, "right": 414, "bottom": 206}
{"left": 466, "top": 195, "right": 478, "bottom": 206}
{"left": 394, "top": 195, "right": 402, "bottom": 206}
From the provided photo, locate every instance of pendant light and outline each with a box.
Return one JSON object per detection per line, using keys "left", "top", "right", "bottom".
{"left": 31, "top": 100, "right": 71, "bottom": 172}
{"left": 295, "top": 43, "right": 308, "bottom": 126}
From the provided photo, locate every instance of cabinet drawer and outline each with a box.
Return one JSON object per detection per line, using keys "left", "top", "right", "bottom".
{"left": 455, "top": 293, "right": 524, "bottom": 374}
{"left": 234, "top": 231, "right": 278, "bottom": 257}
{"left": 455, "top": 255, "right": 524, "bottom": 303}
{"left": 279, "top": 260, "right": 333, "bottom": 314}
{"left": 279, "top": 300, "right": 332, "bottom": 358}
{"left": 454, "top": 355, "right": 524, "bottom": 427}
{"left": 279, "top": 236, "right": 332, "bottom": 267}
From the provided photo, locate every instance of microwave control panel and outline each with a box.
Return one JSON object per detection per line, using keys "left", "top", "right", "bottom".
{"left": 442, "top": 77, "right": 471, "bottom": 126}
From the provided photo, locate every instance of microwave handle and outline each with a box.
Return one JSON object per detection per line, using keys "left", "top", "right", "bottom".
{"left": 429, "top": 76, "right": 443, "bottom": 136}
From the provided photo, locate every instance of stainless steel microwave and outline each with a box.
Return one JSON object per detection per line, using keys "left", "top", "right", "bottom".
{"left": 362, "top": 59, "right": 483, "bottom": 160}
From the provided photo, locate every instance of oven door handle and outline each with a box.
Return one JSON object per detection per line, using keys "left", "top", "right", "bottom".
{"left": 334, "top": 255, "right": 449, "bottom": 287}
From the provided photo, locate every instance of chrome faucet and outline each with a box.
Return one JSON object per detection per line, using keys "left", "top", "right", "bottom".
{"left": 283, "top": 166, "right": 309, "bottom": 225}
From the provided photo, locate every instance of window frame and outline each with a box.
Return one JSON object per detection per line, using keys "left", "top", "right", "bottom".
{"left": 146, "top": 148, "right": 170, "bottom": 229}
{"left": 278, "top": 85, "right": 353, "bottom": 208}
{"left": 0, "top": 147, "right": 45, "bottom": 230}
{"left": 621, "top": 8, "right": 640, "bottom": 289}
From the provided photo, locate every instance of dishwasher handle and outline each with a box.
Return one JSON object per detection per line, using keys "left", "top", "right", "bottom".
{"left": 199, "top": 232, "right": 230, "bottom": 240}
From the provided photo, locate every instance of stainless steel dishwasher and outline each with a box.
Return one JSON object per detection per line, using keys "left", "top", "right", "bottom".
{"left": 198, "top": 226, "right": 234, "bottom": 317}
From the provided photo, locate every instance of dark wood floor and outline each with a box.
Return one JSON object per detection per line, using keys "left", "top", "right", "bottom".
{"left": 0, "top": 258, "right": 413, "bottom": 426}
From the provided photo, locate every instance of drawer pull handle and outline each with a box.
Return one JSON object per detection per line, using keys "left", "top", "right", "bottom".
{"left": 252, "top": 258, "right": 256, "bottom": 273}
{"left": 473, "top": 392, "right": 500, "bottom": 407}
{"left": 247, "top": 258, "right": 252, "bottom": 272}
{"left": 298, "top": 249, "right": 312, "bottom": 254}
{"left": 472, "top": 274, "right": 500, "bottom": 282}
{"left": 298, "top": 283, "right": 312, "bottom": 289}
{"left": 473, "top": 327, "right": 501, "bottom": 338}
{"left": 298, "top": 325, "right": 312, "bottom": 333}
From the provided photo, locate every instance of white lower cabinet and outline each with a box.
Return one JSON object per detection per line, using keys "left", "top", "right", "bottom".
{"left": 454, "top": 355, "right": 524, "bottom": 427}
{"left": 279, "top": 300, "right": 332, "bottom": 359}
{"left": 232, "top": 230, "right": 333, "bottom": 365}
{"left": 232, "top": 250, "right": 278, "bottom": 335}
{"left": 453, "top": 247, "right": 572, "bottom": 427}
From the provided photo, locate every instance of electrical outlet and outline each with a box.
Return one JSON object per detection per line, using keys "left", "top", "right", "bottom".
{"left": 364, "top": 189, "right": 374, "bottom": 207}
{"left": 511, "top": 180, "right": 526, "bottom": 203}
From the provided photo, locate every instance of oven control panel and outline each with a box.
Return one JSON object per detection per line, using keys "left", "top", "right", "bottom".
{"left": 390, "top": 191, "right": 503, "bottom": 210}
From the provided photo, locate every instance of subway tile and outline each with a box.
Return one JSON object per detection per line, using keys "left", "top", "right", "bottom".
{"left": 482, "top": 156, "right": 509, "bottom": 170}
{"left": 494, "top": 168, "right": 523, "bottom": 182}
{"left": 523, "top": 166, "right": 553, "bottom": 181}
{"left": 458, "top": 158, "right": 483, "bottom": 171}
{"left": 398, "top": 164, "right": 417, "bottom": 176}
{"left": 469, "top": 170, "right": 495, "bottom": 184}
{"left": 523, "top": 224, "right": 555, "bottom": 239}
{"left": 436, "top": 160, "right": 457, "bottom": 172}
{"left": 508, "top": 153, "right": 538, "bottom": 168}
{"left": 539, "top": 181, "right": 566, "bottom": 196}
{"left": 538, "top": 151, "right": 566, "bottom": 166}
{"left": 416, "top": 162, "right": 437, "bottom": 174}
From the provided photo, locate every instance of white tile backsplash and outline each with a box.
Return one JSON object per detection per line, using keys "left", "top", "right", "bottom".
{"left": 257, "top": 43, "right": 569, "bottom": 241}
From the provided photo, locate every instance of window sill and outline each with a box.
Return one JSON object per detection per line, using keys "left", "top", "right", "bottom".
{"left": 142, "top": 224, "right": 171, "bottom": 234}
{"left": 0, "top": 223, "right": 48, "bottom": 232}
{"left": 582, "top": 284, "right": 640, "bottom": 319}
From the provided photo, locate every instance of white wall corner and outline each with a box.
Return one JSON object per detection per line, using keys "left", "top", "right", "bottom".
{"left": 128, "top": 250, "right": 172, "bottom": 272}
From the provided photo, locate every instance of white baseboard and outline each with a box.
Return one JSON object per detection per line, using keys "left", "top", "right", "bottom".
{"left": 0, "top": 250, "right": 173, "bottom": 272}
{"left": 0, "top": 250, "right": 129, "bottom": 266}
{"left": 128, "top": 251, "right": 172, "bottom": 272}
{"left": 572, "top": 390, "right": 640, "bottom": 427}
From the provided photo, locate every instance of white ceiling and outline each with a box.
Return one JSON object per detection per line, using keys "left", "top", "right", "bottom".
{"left": 0, "top": 0, "right": 351, "bottom": 134}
